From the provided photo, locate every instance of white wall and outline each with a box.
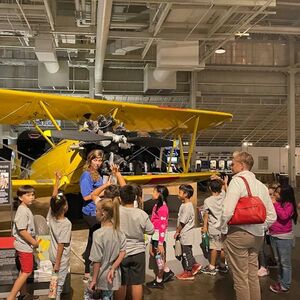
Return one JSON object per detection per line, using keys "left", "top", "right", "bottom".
{"left": 189, "top": 146, "right": 300, "bottom": 174}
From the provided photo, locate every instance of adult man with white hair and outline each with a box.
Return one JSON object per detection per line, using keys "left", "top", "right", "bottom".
{"left": 221, "top": 151, "right": 277, "bottom": 300}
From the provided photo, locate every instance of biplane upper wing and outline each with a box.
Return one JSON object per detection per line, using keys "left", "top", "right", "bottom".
{"left": 0, "top": 89, "right": 232, "bottom": 135}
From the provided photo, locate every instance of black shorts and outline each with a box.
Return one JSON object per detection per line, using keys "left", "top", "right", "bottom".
{"left": 121, "top": 252, "right": 145, "bottom": 285}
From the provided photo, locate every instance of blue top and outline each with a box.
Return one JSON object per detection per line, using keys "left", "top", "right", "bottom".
{"left": 80, "top": 171, "right": 103, "bottom": 216}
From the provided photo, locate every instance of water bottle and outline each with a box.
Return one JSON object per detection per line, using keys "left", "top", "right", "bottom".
{"left": 174, "top": 238, "right": 182, "bottom": 260}
{"left": 48, "top": 271, "right": 58, "bottom": 299}
{"left": 155, "top": 252, "right": 164, "bottom": 271}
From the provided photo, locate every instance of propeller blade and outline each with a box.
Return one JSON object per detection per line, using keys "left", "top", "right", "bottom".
{"left": 44, "top": 130, "right": 113, "bottom": 142}
{"left": 127, "top": 137, "right": 173, "bottom": 147}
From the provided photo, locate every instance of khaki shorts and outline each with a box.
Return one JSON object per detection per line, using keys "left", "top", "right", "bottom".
{"left": 209, "top": 234, "right": 223, "bottom": 251}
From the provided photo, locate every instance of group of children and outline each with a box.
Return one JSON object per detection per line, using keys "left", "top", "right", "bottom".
{"left": 9, "top": 168, "right": 202, "bottom": 300}
{"left": 8, "top": 169, "right": 298, "bottom": 299}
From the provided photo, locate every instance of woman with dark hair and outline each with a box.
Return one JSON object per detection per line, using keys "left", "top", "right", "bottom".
{"left": 269, "top": 185, "right": 298, "bottom": 293}
{"left": 80, "top": 149, "right": 111, "bottom": 282}
{"left": 147, "top": 185, "right": 174, "bottom": 289}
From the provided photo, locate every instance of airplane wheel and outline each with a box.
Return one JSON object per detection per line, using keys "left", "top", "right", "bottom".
{"left": 34, "top": 215, "right": 49, "bottom": 235}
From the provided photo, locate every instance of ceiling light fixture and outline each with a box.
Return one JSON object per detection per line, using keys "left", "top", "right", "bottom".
{"left": 235, "top": 32, "right": 250, "bottom": 37}
{"left": 215, "top": 47, "right": 226, "bottom": 54}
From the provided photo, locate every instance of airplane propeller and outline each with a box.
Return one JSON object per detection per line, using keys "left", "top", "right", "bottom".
{"left": 44, "top": 130, "right": 113, "bottom": 142}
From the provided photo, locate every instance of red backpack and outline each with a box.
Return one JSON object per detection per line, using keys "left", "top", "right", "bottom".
{"left": 228, "top": 176, "right": 267, "bottom": 225}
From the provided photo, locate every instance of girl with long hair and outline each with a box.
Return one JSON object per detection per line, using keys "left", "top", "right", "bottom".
{"left": 146, "top": 185, "right": 174, "bottom": 289}
{"left": 47, "top": 172, "right": 72, "bottom": 300}
{"left": 269, "top": 184, "right": 298, "bottom": 293}
{"left": 89, "top": 198, "right": 126, "bottom": 300}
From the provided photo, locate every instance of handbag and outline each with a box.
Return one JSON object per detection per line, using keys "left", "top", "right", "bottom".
{"left": 228, "top": 176, "right": 266, "bottom": 225}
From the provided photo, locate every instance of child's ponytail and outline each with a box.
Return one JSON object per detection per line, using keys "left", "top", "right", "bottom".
{"left": 112, "top": 196, "right": 120, "bottom": 230}
{"left": 100, "top": 197, "right": 120, "bottom": 231}
{"left": 155, "top": 185, "right": 169, "bottom": 213}
{"left": 50, "top": 193, "right": 67, "bottom": 218}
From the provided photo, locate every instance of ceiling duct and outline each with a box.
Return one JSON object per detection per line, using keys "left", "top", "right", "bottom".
{"left": 144, "top": 64, "right": 176, "bottom": 94}
{"left": 35, "top": 34, "right": 59, "bottom": 73}
{"left": 109, "top": 40, "right": 145, "bottom": 55}
{"left": 94, "top": 0, "right": 113, "bottom": 95}
{"left": 157, "top": 40, "right": 204, "bottom": 70}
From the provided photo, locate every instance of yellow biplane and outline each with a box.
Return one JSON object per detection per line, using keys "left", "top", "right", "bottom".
{"left": 0, "top": 89, "right": 232, "bottom": 197}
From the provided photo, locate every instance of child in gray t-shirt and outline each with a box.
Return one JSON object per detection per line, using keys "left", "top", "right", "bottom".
{"left": 8, "top": 185, "right": 39, "bottom": 300}
{"left": 89, "top": 198, "right": 126, "bottom": 300}
{"left": 202, "top": 178, "right": 228, "bottom": 276}
{"left": 175, "top": 184, "right": 201, "bottom": 281}
{"left": 47, "top": 172, "right": 72, "bottom": 299}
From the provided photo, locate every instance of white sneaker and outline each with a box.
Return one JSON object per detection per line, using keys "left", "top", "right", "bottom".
{"left": 257, "top": 266, "right": 269, "bottom": 277}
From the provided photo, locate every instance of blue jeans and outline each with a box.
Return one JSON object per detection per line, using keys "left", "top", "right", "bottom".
{"left": 270, "top": 236, "right": 293, "bottom": 290}
{"left": 56, "top": 267, "right": 69, "bottom": 300}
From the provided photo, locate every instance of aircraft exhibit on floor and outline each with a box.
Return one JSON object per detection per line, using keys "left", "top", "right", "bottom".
{"left": 0, "top": 89, "right": 232, "bottom": 198}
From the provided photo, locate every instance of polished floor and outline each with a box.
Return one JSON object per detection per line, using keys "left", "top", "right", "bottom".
{"left": 1, "top": 188, "right": 300, "bottom": 299}
{"left": 62, "top": 237, "right": 300, "bottom": 300}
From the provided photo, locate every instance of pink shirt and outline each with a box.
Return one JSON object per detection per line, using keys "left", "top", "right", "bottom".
{"left": 150, "top": 202, "right": 169, "bottom": 245}
{"left": 269, "top": 202, "right": 294, "bottom": 236}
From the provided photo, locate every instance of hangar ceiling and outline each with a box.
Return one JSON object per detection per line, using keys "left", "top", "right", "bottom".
{"left": 0, "top": 0, "right": 300, "bottom": 147}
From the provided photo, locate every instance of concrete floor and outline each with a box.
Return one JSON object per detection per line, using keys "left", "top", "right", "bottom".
{"left": 57, "top": 237, "right": 300, "bottom": 300}
{"left": 1, "top": 188, "right": 300, "bottom": 299}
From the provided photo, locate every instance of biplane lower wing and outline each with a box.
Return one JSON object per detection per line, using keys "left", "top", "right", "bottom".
{"left": 123, "top": 172, "right": 214, "bottom": 185}
{"left": 12, "top": 179, "right": 56, "bottom": 197}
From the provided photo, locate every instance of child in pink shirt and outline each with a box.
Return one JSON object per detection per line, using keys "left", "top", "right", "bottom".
{"left": 269, "top": 184, "right": 298, "bottom": 294}
{"left": 146, "top": 185, "right": 174, "bottom": 289}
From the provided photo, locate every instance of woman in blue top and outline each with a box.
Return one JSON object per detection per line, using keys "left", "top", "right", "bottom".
{"left": 80, "top": 149, "right": 110, "bottom": 281}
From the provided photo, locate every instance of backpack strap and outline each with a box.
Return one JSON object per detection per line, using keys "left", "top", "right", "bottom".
{"left": 238, "top": 176, "right": 252, "bottom": 197}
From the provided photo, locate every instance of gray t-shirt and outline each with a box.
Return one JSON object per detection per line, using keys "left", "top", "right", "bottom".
{"left": 119, "top": 206, "right": 154, "bottom": 256}
{"left": 47, "top": 210, "right": 72, "bottom": 270}
{"left": 178, "top": 202, "right": 195, "bottom": 245}
{"left": 203, "top": 191, "right": 225, "bottom": 236}
{"left": 13, "top": 204, "right": 36, "bottom": 253}
{"left": 89, "top": 227, "right": 126, "bottom": 290}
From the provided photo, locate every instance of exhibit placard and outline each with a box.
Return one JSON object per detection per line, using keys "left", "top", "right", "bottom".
{"left": 0, "top": 161, "right": 11, "bottom": 205}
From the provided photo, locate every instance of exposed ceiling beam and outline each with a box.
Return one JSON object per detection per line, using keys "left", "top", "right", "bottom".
{"left": 114, "top": 0, "right": 276, "bottom": 7}
{"left": 142, "top": 3, "right": 172, "bottom": 59}
{"left": 249, "top": 25, "right": 300, "bottom": 35}
{"left": 94, "top": 0, "right": 113, "bottom": 95}
{"left": 0, "top": 4, "right": 45, "bottom": 10}
{"left": 109, "top": 30, "right": 231, "bottom": 40}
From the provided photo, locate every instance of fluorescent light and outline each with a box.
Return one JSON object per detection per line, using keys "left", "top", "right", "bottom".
{"left": 215, "top": 47, "right": 226, "bottom": 54}
{"left": 235, "top": 32, "right": 250, "bottom": 37}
